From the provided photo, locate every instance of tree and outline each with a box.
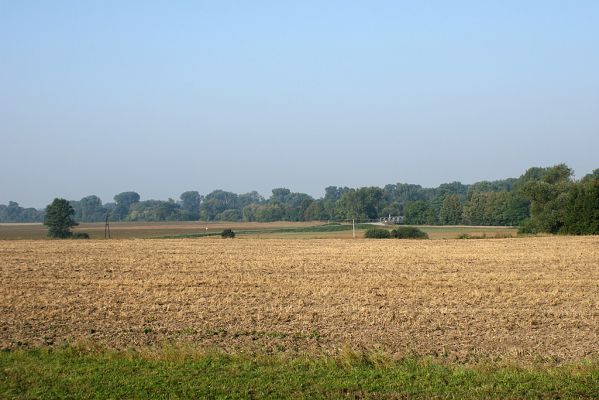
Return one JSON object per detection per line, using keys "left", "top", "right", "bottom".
{"left": 217, "top": 209, "right": 242, "bottom": 221}
{"left": 323, "top": 186, "right": 349, "bottom": 220}
{"left": 283, "top": 192, "right": 314, "bottom": 221}
{"left": 128, "top": 199, "right": 182, "bottom": 221}
{"left": 113, "top": 191, "right": 140, "bottom": 220}
{"left": 271, "top": 188, "right": 291, "bottom": 203}
{"left": 242, "top": 203, "right": 260, "bottom": 221}
{"left": 72, "top": 195, "right": 107, "bottom": 222}
{"left": 180, "top": 191, "right": 202, "bottom": 219}
{"left": 562, "top": 179, "right": 599, "bottom": 234}
{"left": 337, "top": 187, "right": 384, "bottom": 220}
{"left": 200, "top": 190, "right": 238, "bottom": 221}
{"left": 463, "top": 191, "right": 527, "bottom": 226}
{"left": 582, "top": 169, "right": 599, "bottom": 182}
{"left": 439, "top": 195, "right": 463, "bottom": 225}
{"left": 518, "top": 164, "right": 575, "bottom": 233}
{"left": 303, "top": 200, "right": 325, "bottom": 221}
{"left": 44, "top": 198, "right": 78, "bottom": 238}
{"left": 254, "top": 203, "right": 286, "bottom": 222}
{"left": 0, "top": 201, "right": 44, "bottom": 223}
{"left": 238, "top": 191, "right": 264, "bottom": 207}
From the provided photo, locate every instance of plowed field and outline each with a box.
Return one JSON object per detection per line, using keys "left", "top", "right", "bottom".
{"left": 1, "top": 236, "right": 598, "bottom": 362}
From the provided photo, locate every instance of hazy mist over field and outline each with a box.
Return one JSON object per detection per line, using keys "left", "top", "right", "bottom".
{"left": 1, "top": 1, "right": 598, "bottom": 207}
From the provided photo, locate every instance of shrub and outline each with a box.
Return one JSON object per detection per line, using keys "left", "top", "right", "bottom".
{"left": 72, "top": 232, "right": 90, "bottom": 239}
{"left": 517, "top": 219, "right": 538, "bottom": 234}
{"left": 221, "top": 229, "right": 236, "bottom": 238}
{"left": 364, "top": 228, "right": 391, "bottom": 239}
{"left": 391, "top": 226, "right": 428, "bottom": 239}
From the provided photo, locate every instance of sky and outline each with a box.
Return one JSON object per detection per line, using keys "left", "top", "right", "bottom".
{"left": 1, "top": 1, "right": 598, "bottom": 207}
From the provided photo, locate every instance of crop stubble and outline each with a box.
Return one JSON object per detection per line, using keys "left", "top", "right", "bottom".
{"left": 0, "top": 237, "right": 597, "bottom": 361}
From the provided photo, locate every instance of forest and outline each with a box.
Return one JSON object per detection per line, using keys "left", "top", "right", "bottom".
{"left": 2, "top": 164, "right": 598, "bottom": 234}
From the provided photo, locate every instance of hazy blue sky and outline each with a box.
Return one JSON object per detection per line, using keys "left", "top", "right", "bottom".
{"left": 1, "top": 1, "right": 598, "bottom": 207}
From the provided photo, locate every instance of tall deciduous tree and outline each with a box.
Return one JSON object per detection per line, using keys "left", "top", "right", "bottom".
{"left": 113, "top": 191, "right": 140, "bottom": 220}
{"left": 179, "top": 191, "right": 202, "bottom": 219}
{"left": 439, "top": 195, "right": 463, "bottom": 225}
{"left": 44, "top": 198, "right": 78, "bottom": 238}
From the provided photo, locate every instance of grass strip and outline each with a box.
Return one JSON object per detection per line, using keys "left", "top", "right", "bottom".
{"left": 1, "top": 347, "right": 597, "bottom": 399}
{"left": 154, "top": 223, "right": 377, "bottom": 239}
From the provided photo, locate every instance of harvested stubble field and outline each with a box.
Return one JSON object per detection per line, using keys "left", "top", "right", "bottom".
{"left": 1, "top": 236, "right": 598, "bottom": 363}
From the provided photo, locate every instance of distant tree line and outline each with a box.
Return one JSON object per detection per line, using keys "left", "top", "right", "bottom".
{"left": 0, "top": 201, "right": 44, "bottom": 223}
{"left": 2, "top": 164, "right": 598, "bottom": 234}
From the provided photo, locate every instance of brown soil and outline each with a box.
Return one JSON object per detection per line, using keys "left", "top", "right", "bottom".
{"left": 1, "top": 236, "right": 597, "bottom": 362}
{"left": 0, "top": 221, "right": 318, "bottom": 240}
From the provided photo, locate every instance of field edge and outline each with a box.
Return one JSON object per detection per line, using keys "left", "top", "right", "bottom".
{"left": 2, "top": 345, "right": 598, "bottom": 399}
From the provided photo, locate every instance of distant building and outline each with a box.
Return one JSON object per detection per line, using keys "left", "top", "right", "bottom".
{"left": 380, "top": 215, "right": 404, "bottom": 224}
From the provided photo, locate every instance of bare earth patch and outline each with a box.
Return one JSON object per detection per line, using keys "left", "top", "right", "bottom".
{"left": 1, "top": 236, "right": 597, "bottom": 362}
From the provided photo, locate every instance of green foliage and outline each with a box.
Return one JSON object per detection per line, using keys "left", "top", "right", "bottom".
{"left": 44, "top": 198, "right": 78, "bottom": 238}
{"left": 237, "top": 191, "right": 264, "bottom": 208}
{"left": 561, "top": 178, "right": 599, "bottom": 234}
{"left": 69, "top": 195, "right": 107, "bottom": 222}
{"left": 364, "top": 228, "right": 391, "bottom": 238}
{"left": 271, "top": 188, "right": 291, "bottom": 203}
{"left": 113, "top": 191, "right": 140, "bottom": 220}
{"left": 439, "top": 194, "right": 463, "bottom": 225}
{"left": 71, "top": 232, "right": 90, "bottom": 239}
{"left": 467, "top": 178, "right": 517, "bottom": 194}
{"left": 128, "top": 199, "right": 183, "bottom": 221}
{"left": 2, "top": 347, "right": 598, "bottom": 400}
{"left": 323, "top": 186, "right": 349, "bottom": 220}
{"left": 221, "top": 229, "right": 235, "bottom": 238}
{"left": 199, "top": 190, "right": 239, "bottom": 221}
{"left": 337, "top": 187, "right": 384, "bottom": 220}
{"left": 517, "top": 165, "right": 576, "bottom": 234}
{"left": 391, "top": 226, "right": 429, "bottom": 239}
{"left": 404, "top": 200, "right": 435, "bottom": 224}
{"left": 463, "top": 191, "right": 528, "bottom": 226}
{"left": 517, "top": 219, "right": 536, "bottom": 234}
{"left": 302, "top": 200, "right": 325, "bottom": 221}
{"left": 582, "top": 168, "right": 599, "bottom": 182}
{"left": 242, "top": 203, "right": 259, "bottom": 221}
{"left": 217, "top": 209, "right": 242, "bottom": 221}
{"left": 515, "top": 164, "right": 599, "bottom": 235}
{"left": 254, "top": 202, "right": 286, "bottom": 222}
{"left": 4, "top": 164, "right": 598, "bottom": 231}
{"left": 0, "top": 201, "right": 44, "bottom": 223}
{"left": 179, "top": 191, "right": 202, "bottom": 220}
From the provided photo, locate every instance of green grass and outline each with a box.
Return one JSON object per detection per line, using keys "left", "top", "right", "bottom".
{"left": 1, "top": 347, "right": 598, "bottom": 399}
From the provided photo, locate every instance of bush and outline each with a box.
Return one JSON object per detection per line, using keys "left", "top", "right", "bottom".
{"left": 221, "top": 229, "right": 235, "bottom": 238}
{"left": 364, "top": 228, "right": 391, "bottom": 239}
{"left": 72, "top": 232, "right": 90, "bottom": 239}
{"left": 517, "top": 219, "right": 538, "bottom": 234}
{"left": 391, "top": 226, "right": 428, "bottom": 239}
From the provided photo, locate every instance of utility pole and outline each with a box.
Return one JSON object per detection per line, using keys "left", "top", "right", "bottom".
{"left": 104, "top": 214, "right": 111, "bottom": 239}
{"left": 352, "top": 219, "right": 355, "bottom": 239}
